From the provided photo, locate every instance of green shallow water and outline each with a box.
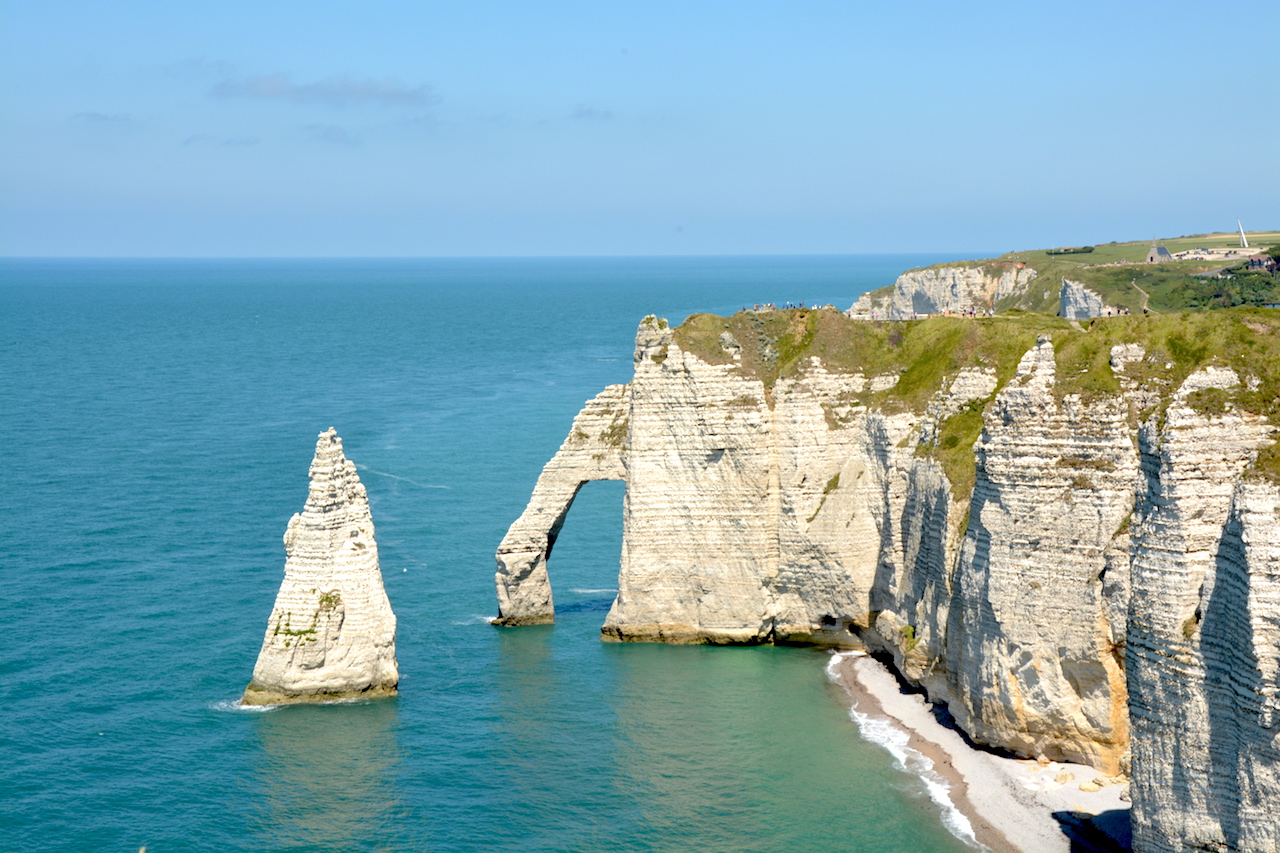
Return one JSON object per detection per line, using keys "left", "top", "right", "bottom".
{"left": 2, "top": 256, "right": 972, "bottom": 852}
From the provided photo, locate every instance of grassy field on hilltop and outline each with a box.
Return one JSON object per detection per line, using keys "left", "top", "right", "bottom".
{"left": 860, "top": 231, "right": 1280, "bottom": 314}
{"left": 998, "top": 231, "right": 1280, "bottom": 313}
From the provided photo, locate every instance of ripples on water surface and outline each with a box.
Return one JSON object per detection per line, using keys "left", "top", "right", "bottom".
{"left": 2, "top": 256, "right": 973, "bottom": 852}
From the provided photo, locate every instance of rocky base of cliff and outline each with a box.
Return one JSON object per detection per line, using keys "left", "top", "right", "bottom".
{"left": 831, "top": 651, "right": 1132, "bottom": 853}
{"left": 491, "top": 613, "right": 555, "bottom": 627}
{"left": 241, "top": 679, "right": 400, "bottom": 706}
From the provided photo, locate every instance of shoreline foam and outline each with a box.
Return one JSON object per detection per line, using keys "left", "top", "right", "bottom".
{"left": 827, "top": 654, "right": 983, "bottom": 849}
{"left": 826, "top": 651, "right": 1131, "bottom": 853}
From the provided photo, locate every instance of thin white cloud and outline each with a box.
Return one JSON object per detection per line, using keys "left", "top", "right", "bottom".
{"left": 182, "top": 134, "right": 260, "bottom": 147}
{"left": 305, "top": 124, "right": 358, "bottom": 146}
{"left": 73, "top": 111, "right": 130, "bottom": 123}
{"left": 570, "top": 104, "right": 614, "bottom": 121}
{"left": 212, "top": 73, "right": 438, "bottom": 108}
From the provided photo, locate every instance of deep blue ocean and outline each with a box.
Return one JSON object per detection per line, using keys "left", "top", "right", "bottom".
{"left": 3, "top": 255, "right": 977, "bottom": 852}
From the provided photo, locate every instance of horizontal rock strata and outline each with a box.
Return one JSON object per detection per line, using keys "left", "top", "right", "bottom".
{"left": 497, "top": 306, "right": 1280, "bottom": 846}
{"left": 1127, "top": 369, "right": 1279, "bottom": 852}
{"left": 243, "top": 428, "right": 398, "bottom": 705}
{"left": 944, "top": 336, "right": 1136, "bottom": 772}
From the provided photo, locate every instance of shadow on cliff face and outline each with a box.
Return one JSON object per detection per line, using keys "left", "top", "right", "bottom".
{"left": 1052, "top": 809, "right": 1132, "bottom": 853}
{"left": 868, "top": 458, "right": 953, "bottom": 632}
{"left": 1202, "top": 506, "right": 1250, "bottom": 850}
{"left": 863, "top": 649, "right": 1023, "bottom": 762}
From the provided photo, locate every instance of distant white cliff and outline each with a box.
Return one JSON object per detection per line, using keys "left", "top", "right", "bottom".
{"left": 849, "top": 263, "right": 1037, "bottom": 318}
{"left": 243, "top": 428, "right": 398, "bottom": 705}
{"left": 1059, "top": 278, "right": 1107, "bottom": 320}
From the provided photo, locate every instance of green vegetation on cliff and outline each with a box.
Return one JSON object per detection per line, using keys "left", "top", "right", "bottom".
{"left": 1008, "top": 232, "right": 1280, "bottom": 313}
{"left": 858, "top": 231, "right": 1280, "bottom": 314}
{"left": 673, "top": 305, "right": 1280, "bottom": 497}
{"left": 675, "top": 308, "right": 1050, "bottom": 404}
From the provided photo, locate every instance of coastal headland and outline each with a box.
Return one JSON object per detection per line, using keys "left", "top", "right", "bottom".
{"left": 496, "top": 231, "right": 1280, "bottom": 852}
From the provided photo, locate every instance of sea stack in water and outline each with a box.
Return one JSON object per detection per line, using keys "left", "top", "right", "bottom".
{"left": 242, "top": 428, "right": 398, "bottom": 705}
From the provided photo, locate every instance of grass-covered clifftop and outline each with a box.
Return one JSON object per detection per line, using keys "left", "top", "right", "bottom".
{"left": 674, "top": 306, "right": 1280, "bottom": 497}
{"left": 860, "top": 231, "right": 1280, "bottom": 314}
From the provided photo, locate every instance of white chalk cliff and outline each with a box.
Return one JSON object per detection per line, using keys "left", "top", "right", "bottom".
{"left": 243, "top": 428, "right": 398, "bottom": 705}
{"left": 1127, "top": 368, "right": 1280, "bottom": 853}
{"left": 495, "top": 384, "right": 628, "bottom": 625}
{"left": 850, "top": 263, "right": 1037, "bottom": 319}
{"left": 497, "top": 313, "right": 1139, "bottom": 769}
{"left": 497, "top": 305, "right": 1280, "bottom": 850}
{"left": 1059, "top": 278, "right": 1107, "bottom": 320}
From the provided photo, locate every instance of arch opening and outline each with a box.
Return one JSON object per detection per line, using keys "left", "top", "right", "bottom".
{"left": 545, "top": 480, "right": 625, "bottom": 619}
{"left": 493, "top": 383, "right": 631, "bottom": 627}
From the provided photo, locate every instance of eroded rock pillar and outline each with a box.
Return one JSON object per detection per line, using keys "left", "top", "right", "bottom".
{"left": 242, "top": 428, "right": 399, "bottom": 705}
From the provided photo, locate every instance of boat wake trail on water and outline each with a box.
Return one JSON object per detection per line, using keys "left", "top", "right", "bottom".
{"left": 355, "top": 464, "right": 450, "bottom": 489}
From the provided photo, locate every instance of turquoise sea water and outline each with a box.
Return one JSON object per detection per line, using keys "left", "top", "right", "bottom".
{"left": 3, "top": 256, "right": 976, "bottom": 852}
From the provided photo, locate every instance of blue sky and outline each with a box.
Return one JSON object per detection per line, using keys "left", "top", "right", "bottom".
{"left": 1, "top": 1, "right": 1275, "bottom": 256}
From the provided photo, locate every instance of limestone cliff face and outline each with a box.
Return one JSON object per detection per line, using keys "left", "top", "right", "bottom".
{"left": 243, "top": 428, "right": 398, "bottom": 705}
{"left": 1059, "top": 278, "right": 1107, "bottom": 320}
{"left": 498, "top": 314, "right": 1137, "bottom": 770}
{"left": 606, "top": 321, "right": 923, "bottom": 645}
{"left": 1126, "top": 369, "right": 1279, "bottom": 852}
{"left": 939, "top": 336, "right": 1137, "bottom": 771}
{"left": 497, "top": 309, "right": 1280, "bottom": 834}
{"left": 850, "top": 264, "right": 1036, "bottom": 319}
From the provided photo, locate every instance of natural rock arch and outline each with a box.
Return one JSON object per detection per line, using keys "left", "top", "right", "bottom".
{"left": 493, "top": 384, "right": 629, "bottom": 625}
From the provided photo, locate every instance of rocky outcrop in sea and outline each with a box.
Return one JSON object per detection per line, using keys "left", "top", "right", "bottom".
{"left": 242, "top": 428, "right": 398, "bottom": 705}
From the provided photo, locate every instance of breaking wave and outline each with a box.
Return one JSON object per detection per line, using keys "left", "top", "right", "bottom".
{"left": 825, "top": 653, "right": 985, "bottom": 851}
{"left": 210, "top": 699, "right": 278, "bottom": 714}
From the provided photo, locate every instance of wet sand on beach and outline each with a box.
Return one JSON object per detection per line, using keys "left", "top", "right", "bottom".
{"left": 829, "top": 652, "right": 1131, "bottom": 853}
